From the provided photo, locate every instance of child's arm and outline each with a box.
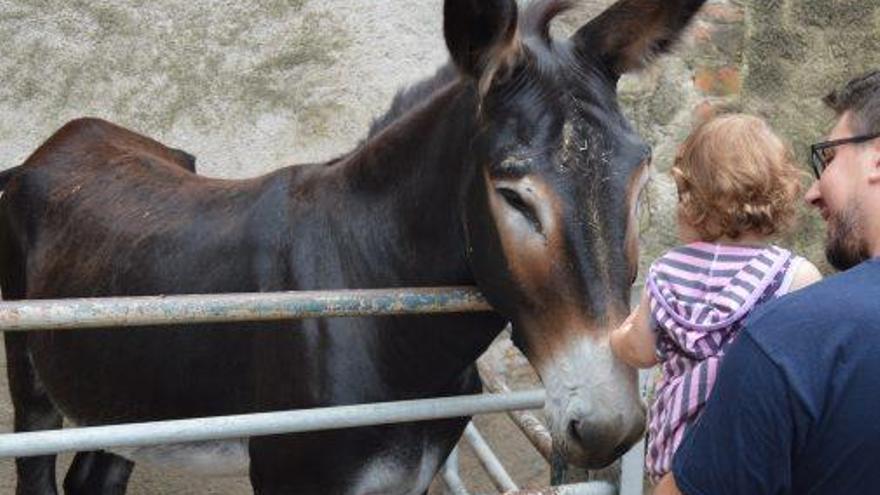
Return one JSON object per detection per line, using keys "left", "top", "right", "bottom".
{"left": 610, "top": 289, "right": 659, "bottom": 368}
{"left": 787, "top": 259, "right": 823, "bottom": 292}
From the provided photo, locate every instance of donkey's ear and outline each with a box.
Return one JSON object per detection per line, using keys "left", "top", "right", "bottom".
{"left": 572, "top": 0, "right": 707, "bottom": 79}
{"left": 444, "top": 0, "right": 520, "bottom": 79}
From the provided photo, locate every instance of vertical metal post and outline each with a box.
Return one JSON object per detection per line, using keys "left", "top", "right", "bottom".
{"left": 442, "top": 446, "right": 471, "bottom": 495}
{"left": 619, "top": 369, "right": 650, "bottom": 495}
{"left": 618, "top": 286, "right": 648, "bottom": 495}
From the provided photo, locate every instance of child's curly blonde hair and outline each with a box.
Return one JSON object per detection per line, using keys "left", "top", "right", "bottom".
{"left": 672, "top": 114, "right": 805, "bottom": 241}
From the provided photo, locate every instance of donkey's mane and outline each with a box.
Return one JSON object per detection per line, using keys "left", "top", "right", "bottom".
{"left": 367, "top": 0, "right": 572, "bottom": 138}
{"left": 367, "top": 64, "right": 458, "bottom": 138}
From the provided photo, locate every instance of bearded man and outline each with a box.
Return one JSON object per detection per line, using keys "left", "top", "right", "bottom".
{"left": 656, "top": 70, "right": 880, "bottom": 494}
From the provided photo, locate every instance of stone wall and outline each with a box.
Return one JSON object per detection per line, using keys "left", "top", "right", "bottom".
{"left": 584, "top": 0, "right": 880, "bottom": 275}
{"left": 742, "top": 0, "right": 880, "bottom": 270}
{"left": 587, "top": 0, "right": 753, "bottom": 275}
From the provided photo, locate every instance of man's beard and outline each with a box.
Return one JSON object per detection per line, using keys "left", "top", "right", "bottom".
{"left": 825, "top": 201, "right": 871, "bottom": 271}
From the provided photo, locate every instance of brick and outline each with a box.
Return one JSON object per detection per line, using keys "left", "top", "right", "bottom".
{"left": 693, "top": 100, "right": 720, "bottom": 122}
{"left": 700, "top": 3, "right": 745, "bottom": 23}
{"left": 716, "top": 66, "right": 742, "bottom": 95}
{"left": 693, "top": 66, "right": 742, "bottom": 97}
{"left": 690, "top": 22, "right": 716, "bottom": 44}
{"left": 694, "top": 67, "right": 718, "bottom": 93}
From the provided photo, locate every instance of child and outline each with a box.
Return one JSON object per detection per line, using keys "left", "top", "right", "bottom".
{"left": 609, "top": 114, "right": 822, "bottom": 487}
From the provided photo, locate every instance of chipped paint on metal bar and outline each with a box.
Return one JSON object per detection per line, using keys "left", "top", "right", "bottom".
{"left": 0, "top": 287, "right": 492, "bottom": 331}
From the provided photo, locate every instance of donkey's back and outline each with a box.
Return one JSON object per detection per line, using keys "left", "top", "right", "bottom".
{"left": 0, "top": 118, "right": 295, "bottom": 298}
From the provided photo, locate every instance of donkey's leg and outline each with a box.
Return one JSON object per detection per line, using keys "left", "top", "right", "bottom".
{"left": 63, "top": 451, "right": 134, "bottom": 495}
{"left": 61, "top": 452, "right": 96, "bottom": 494}
{"left": 5, "top": 333, "right": 63, "bottom": 495}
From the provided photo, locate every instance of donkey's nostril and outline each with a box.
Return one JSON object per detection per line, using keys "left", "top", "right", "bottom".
{"left": 612, "top": 439, "right": 633, "bottom": 459}
{"left": 568, "top": 419, "right": 582, "bottom": 443}
{"left": 568, "top": 417, "right": 603, "bottom": 446}
{"left": 569, "top": 413, "right": 625, "bottom": 449}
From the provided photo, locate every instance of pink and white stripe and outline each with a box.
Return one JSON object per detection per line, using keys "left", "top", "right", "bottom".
{"left": 644, "top": 242, "right": 795, "bottom": 481}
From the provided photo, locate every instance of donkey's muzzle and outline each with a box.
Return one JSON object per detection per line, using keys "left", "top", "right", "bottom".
{"left": 566, "top": 405, "right": 646, "bottom": 468}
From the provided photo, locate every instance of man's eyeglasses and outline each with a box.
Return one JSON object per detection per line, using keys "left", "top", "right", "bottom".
{"left": 810, "top": 132, "right": 880, "bottom": 179}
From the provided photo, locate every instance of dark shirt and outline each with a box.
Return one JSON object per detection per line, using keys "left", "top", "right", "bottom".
{"left": 673, "top": 258, "right": 880, "bottom": 495}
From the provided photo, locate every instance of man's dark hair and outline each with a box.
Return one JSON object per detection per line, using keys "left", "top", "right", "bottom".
{"left": 824, "top": 70, "right": 880, "bottom": 135}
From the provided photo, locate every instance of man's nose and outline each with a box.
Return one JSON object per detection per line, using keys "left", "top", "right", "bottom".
{"left": 804, "top": 180, "right": 821, "bottom": 207}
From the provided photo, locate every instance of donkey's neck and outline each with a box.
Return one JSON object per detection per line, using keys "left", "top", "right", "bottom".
{"left": 329, "top": 80, "right": 482, "bottom": 286}
{"left": 323, "top": 80, "right": 505, "bottom": 390}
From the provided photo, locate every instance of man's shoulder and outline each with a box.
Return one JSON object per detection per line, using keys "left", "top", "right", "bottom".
{"left": 744, "top": 260, "right": 880, "bottom": 347}
{"left": 674, "top": 260, "right": 880, "bottom": 495}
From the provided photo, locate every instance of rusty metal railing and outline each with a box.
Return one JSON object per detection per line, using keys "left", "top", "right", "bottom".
{"left": 0, "top": 287, "right": 491, "bottom": 331}
{"left": 0, "top": 390, "right": 545, "bottom": 458}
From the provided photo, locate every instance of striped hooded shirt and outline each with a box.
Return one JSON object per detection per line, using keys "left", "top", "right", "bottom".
{"left": 644, "top": 242, "right": 802, "bottom": 480}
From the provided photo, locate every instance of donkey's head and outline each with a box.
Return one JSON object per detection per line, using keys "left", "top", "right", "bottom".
{"left": 449, "top": 0, "right": 705, "bottom": 467}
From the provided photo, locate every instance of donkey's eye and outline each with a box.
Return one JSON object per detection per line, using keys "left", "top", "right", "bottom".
{"left": 497, "top": 187, "right": 542, "bottom": 233}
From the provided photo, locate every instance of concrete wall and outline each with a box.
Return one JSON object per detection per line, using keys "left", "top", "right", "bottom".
{"left": 0, "top": 0, "right": 449, "bottom": 176}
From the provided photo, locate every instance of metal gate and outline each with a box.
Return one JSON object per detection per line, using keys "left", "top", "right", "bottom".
{"left": 0, "top": 287, "right": 645, "bottom": 494}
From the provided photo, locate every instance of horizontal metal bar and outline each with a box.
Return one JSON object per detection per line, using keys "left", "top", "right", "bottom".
{"left": 0, "top": 286, "right": 492, "bottom": 331}
{"left": 0, "top": 390, "right": 544, "bottom": 458}
{"left": 503, "top": 482, "right": 616, "bottom": 495}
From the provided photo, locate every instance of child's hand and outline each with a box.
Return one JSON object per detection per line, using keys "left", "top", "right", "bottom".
{"left": 610, "top": 290, "right": 659, "bottom": 369}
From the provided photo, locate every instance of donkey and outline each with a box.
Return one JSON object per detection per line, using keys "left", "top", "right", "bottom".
{"left": 0, "top": 0, "right": 706, "bottom": 493}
